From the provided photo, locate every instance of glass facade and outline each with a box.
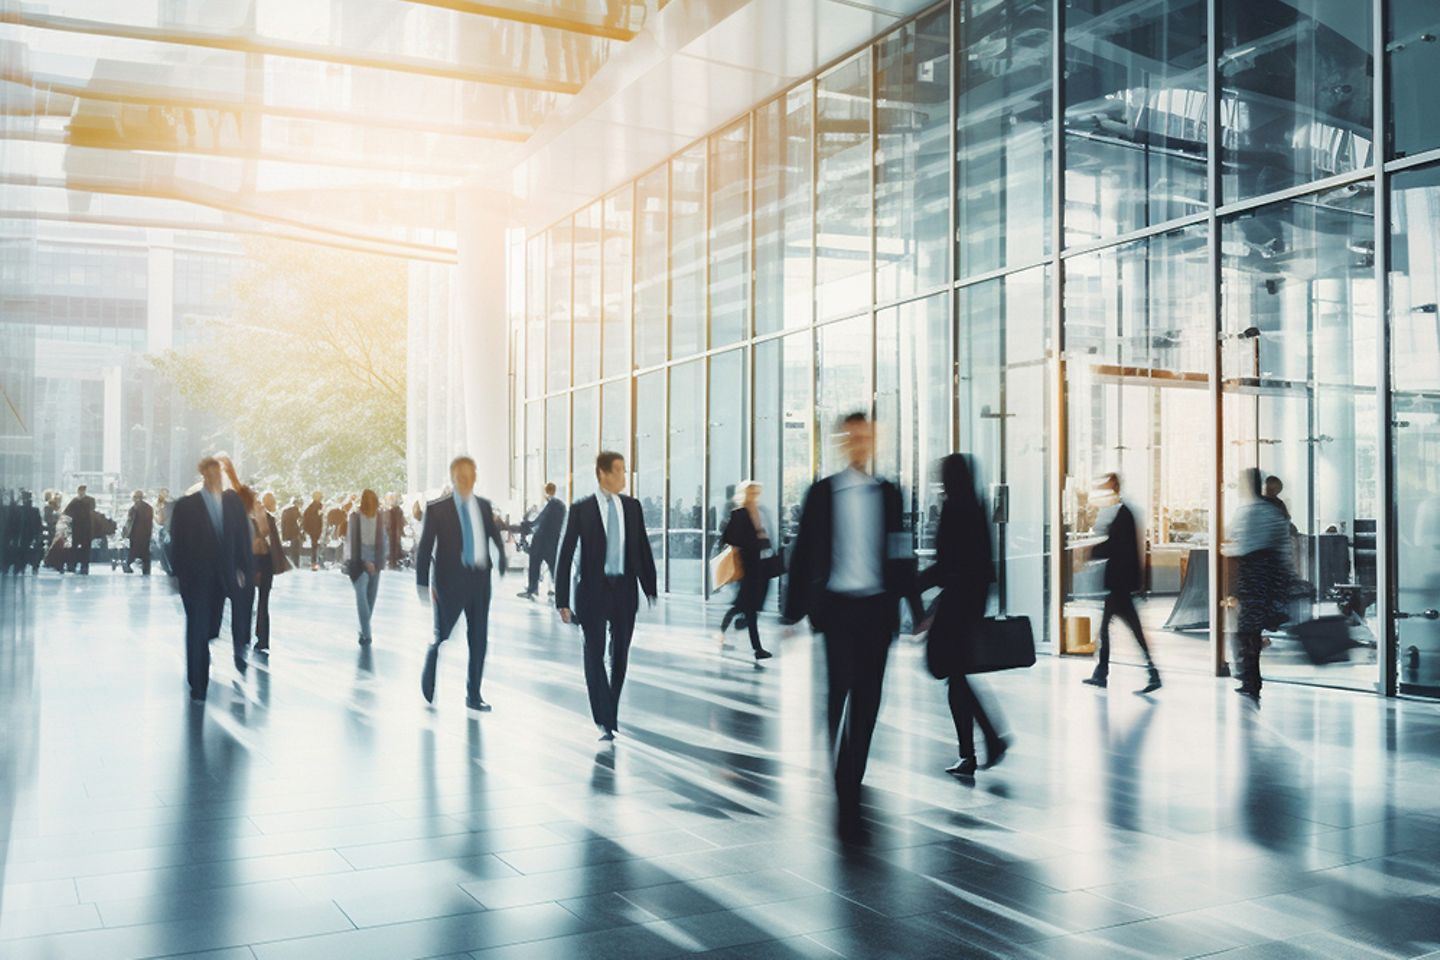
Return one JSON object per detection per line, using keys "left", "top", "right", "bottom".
{"left": 516, "top": 0, "right": 1440, "bottom": 696}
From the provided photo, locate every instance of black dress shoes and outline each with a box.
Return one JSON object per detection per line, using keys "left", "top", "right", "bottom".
{"left": 234, "top": 655, "right": 247, "bottom": 676}
{"left": 946, "top": 757, "right": 978, "bottom": 777}
{"left": 1082, "top": 676, "right": 1107, "bottom": 688}
{"left": 466, "top": 697, "right": 491, "bottom": 712}
{"left": 1138, "top": 674, "right": 1162, "bottom": 694}
{"left": 754, "top": 648, "right": 773, "bottom": 660}
{"left": 420, "top": 644, "right": 438, "bottom": 703}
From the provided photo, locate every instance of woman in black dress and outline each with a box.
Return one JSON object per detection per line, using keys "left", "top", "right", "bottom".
{"left": 719, "top": 481, "right": 775, "bottom": 660}
{"left": 915, "top": 454, "right": 1006, "bottom": 776}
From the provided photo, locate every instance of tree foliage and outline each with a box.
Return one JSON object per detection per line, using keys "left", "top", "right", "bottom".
{"left": 153, "top": 238, "right": 408, "bottom": 495}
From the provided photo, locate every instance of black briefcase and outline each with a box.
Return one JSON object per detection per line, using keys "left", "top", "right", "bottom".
{"left": 960, "top": 615, "right": 1036, "bottom": 675}
{"left": 1291, "top": 616, "right": 1355, "bottom": 665}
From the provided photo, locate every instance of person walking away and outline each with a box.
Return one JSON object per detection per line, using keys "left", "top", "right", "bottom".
{"left": 1082, "top": 473, "right": 1162, "bottom": 694}
{"left": 783, "top": 412, "right": 915, "bottom": 843}
{"left": 303, "top": 492, "right": 325, "bottom": 569}
{"left": 1225, "top": 468, "right": 1292, "bottom": 704}
{"left": 384, "top": 493, "right": 405, "bottom": 569}
{"left": 280, "top": 497, "right": 303, "bottom": 570}
{"left": 718, "top": 480, "right": 776, "bottom": 660}
{"left": 555, "top": 451, "right": 659, "bottom": 741}
{"left": 415, "top": 456, "right": 508, "bottom": 711}
{"left": 237, "top": 480, "right": 289, "bottom": 654}
{"left": 63, "top": 484, "right": 95, "bottom": 574}
{"left": 122, "top": 490, "right": 154, "bottom": 575}
{"left": 170, "top": 456, "right": 255, "bottom": 700}
{"left": 519, "top": 482, "right": 566, "bottom": 600}
{"left": 350, "top": 490, "right": 387, "bottom": 646}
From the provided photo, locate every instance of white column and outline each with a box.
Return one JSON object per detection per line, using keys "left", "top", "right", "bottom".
{"left": 102, "top": 365, "right": 122, "bottom": 477}
{"left": 147, "top": 231, "right": 175, "bottom": 353}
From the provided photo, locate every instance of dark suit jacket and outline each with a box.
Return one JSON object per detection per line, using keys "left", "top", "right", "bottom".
{"left": 415, "top": 494, "right": 508, "bottom": 615}
{"left": 171, "top": 489, "right": 254, "bottom": 599}
{"left": 721, "top": 507, "right": 771, "bottom": 613}
{"left": 63, "top": 495, "right": 95, "bottom": 538}
{"left": 280, "top": 505, "right": 302, "bottom": 541}
{"left": 782, "top": 473, "right": 914, "bottom": 634}
{"left": 1092, "top": 501, "right": 1142, "bottom": 594}
{"left": 532, "top": 497, "right": 566, "bottom": 558}
{"left": 554, "top": 493, "right": 658, "bottom": 626}
{"left": 125, "top": 501, "right": 154, "bottom": 544}
{"left": 302, "top": 502, "right": 324, "bottom": 538}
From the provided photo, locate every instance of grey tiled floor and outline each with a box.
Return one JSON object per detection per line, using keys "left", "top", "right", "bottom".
{"left": 2, "top": 570, "right": 1439, "bottom": 959}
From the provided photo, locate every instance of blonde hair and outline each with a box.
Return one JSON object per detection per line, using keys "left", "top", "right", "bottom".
{"left": 732, "top": 480, "right": 762, "bottom": 509}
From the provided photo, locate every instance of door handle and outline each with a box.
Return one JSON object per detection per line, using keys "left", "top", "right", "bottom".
{"left": 1396, "top": 609, "right": 1440, "bottom": 620}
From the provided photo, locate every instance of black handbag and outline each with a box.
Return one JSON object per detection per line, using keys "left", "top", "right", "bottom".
{"left": 961, "top": 615, "right": 1036, "bottom": 675}
{"left": 1291, "top": 616, "right": 1356, "bottom": 665}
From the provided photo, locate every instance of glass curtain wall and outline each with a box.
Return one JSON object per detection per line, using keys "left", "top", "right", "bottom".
{"left": 515, "top": 0, "right": 1440, "bottom": 697}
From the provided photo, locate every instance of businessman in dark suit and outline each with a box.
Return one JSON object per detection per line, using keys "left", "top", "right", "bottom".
{"left": 63, "top": 484, "right": 96, "bottom": 574}
{"left": 416, "top": 455, "right": 508, "bottom": 711}
{"left": 555, "top": 451, "right": 658, "bottom": 741}
{"left": 1083, "top": 472, "right": 1161, "bottom": 694}
{"left": 784, "top": 412, "right": 915, "bottom": 842}
{"left": 122, "top": 490, "right": 154, "bottom": 575}
{"left": 518, "top": 482, "right": 566, "bottom": 600}
{"left": 170, "top": 456, "right": 255, "bottom": 702}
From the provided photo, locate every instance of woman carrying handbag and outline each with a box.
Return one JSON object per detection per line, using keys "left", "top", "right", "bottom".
{"left": 913, "top": 455, "right": 1007, "bottom": 777}
{"left": 716, "top": 481, "right": 776, "bottom": 661}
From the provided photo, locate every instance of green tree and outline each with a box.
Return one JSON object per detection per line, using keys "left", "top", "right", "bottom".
{"left": 153, "top": 238, "right": 408, "bottom": 495}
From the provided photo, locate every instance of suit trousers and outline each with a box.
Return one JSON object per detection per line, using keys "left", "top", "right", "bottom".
{"left": 526, "top": 547, "right": 555, "bottom": 595}
{"left": 820, "top": 592, "right": 894, "bottom": 818}
{"left": 127, "top": 540, "right": 151, "bottom": 575}
{"left": 252, "top": 554, "right": 274, "bottom": 649}
{"left": 580, "top": 576, "right": 637, "bottom": 731}
{"left": 433, "top": 568, "right": 492, "bottom": 701}
{"left": 287, "top": 536, "right": 301, "bottom": 571}
{"left": 182, "top": 579, "right": 233, "bottom": 698}
{"left": 948, "top": 675, "right": 999, "bottom": 760}
{"left": 1094, "top": 589, "right": 1155, "bottom": 681}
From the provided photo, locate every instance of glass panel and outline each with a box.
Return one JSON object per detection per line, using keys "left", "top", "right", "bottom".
{"left": 755, "top": 86, "right": 813, "bottom": 336}
{"left": 960, "top": 267, "right": 1051, "bottom": 644}
{"left": 670, "top": 145, "right": 706, "bottom": 359}
{"left": 602, "top": 187, "right": 632, "bottom": 377}
{"left": 601, "top": 378, "right": 629, "bottom": 459}
{"left": 816, "top": 315, "right": 873, "bottom": 476}
{"left": 1391, "top": 163, "right": 1440, "bottom": 693}
{"left": 525, "top": 235, "right": 544, "bottom": 399}
{"left": 816, "top": 52, "right": 872, "bottom": 320}
{"left": 668, "top": 360, "right": 704, "bottom": 594}
{"left": 1219, "top": 0, "right": 1373, "bottom": 203}
{"left": 546, "top": 220, "right": 571, "bottom": 393}
{"left": 709, "top": 120, "right": 750, "bottom": 348}
{"left": 635, "top": 371, "right": 665, "bottom": 570}
{"left": 875, "top": 7, "right": 951, "bottom": 302}
{"left": 635, "top": 167, "right": 667, "bottom": 369}
{"left": 1388, "top": 0, "right": 1440, "bottom": 159}
{"left": 1064, "top": 0, "right": 1207, "bottom": 245}
{"left": 708, "top": 348, "right": 748, "bottom": 594}
{"left": 573, "top": 385, "right": 598, "bottom": 496}
{"left": 876, "top": 293, "right": 951, "bottom": 555}
{"left": 525, "top": 399, "right": 543, "bottom": 511}
{"left": 956, "top": 0, "right": 1052, "bottom": 279}
{"left": 1220, "top": 185, "right": 1378, "bottom": 690}
{"left": 546, "top": 394, "right": 569, "bottom": 502}
{"left": 573, "top": 202, "right": 601, "bottom": 385}
{"left": 1064, "top": 225, "right": 1212, "bottom": 670}
{"left": 754, "top": 330, "right": 813, "bottom": 592}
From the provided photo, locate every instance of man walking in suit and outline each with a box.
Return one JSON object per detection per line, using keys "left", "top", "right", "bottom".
{"left": 122, "top": 490, "right": 154, "bottom": 575}
{"left": 280, "top": 497, "right": 303, "bottom": 570}
{"left": 170, "top": 457, "right": 255, "bottom": 702}
{"left": 555, "top": 451, "right": 658, "bottom": 742}
{"left": 302, "top": 492, "right": 325, "bottom": 570}
{"left": 416, "top": 456, "right": 508, "bottom": 711}
{"left": 1083, "top": 472, "right": 1162, "bottom": 694}
{"left": 784, "top": 413, "right": 915, "bottom": 842}
{"left": 518, "top": 482, "right": 566, "bottom": 600}
{"left": 63, "top": 484, "right": 96, "bottom": 574}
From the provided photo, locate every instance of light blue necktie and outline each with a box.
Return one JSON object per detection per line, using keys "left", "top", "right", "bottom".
{"left": 458, "top": 498, "right": 475, "bottom": 568}
{"left": 604, "top": 495, "right": 622, "bottom": 575}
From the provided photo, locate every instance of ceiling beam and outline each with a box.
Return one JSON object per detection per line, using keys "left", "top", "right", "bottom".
{"left": 1, "top": 10, "right": 584, "bottom": 95}
{"left": 393, "top": 0, "right": 640, "bottom": 41}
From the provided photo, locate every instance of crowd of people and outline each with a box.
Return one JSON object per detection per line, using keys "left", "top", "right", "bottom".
{"left": 0, "top": 411, "right": 1303, "bottom": 843}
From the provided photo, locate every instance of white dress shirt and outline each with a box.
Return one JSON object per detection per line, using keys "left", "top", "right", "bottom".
{"left": 828, "top": 467, "right": 884, "bottom": 596}
{"left": 453, "top": 491, "right": 489, "bottom": 569}
{"left": 597, "top": 489, "right": 625, "bottom": 565}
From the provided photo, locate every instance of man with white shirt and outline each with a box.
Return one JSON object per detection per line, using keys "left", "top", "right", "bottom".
{"left": 784, "top": 413, "right": 915, "bottom": 842}
{"left": 416, "top": 456, "right": 508, "bottom": 711}
{"left": 555, "top": 451, "right": 658, "bottom": 741}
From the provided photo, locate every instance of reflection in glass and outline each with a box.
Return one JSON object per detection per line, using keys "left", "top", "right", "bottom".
{"left": 755, "top": 331, "right": 813, "bottom": 575}
{"left": 960, "top": 268, "right": 1051, "bottom": 642}
{"left": 816, "top": 52, "right": 872, "bottom": 320}
{"left": 1391, "top": 164, "right": 1440, "bottom": 692}
{"left": 546, "top": 395, "right": 569, "bottom": 501}
{"left": 546, "top": 220, "right": 571, "bottom": 393}
{"left": 668, "top": 361, "right": 704, "bottom": 594}
{"left": 634, "top": 167, "right": 667, "bottom": 369}
{"left": 670, "top": 145, "right": 706, "bottom": 359}
{"left": 573, "top": 203, "right": 601, "bottom": 385}
{"left": 1220, "top": 185, "right": 1377, "bottom": 689}
{"left": 1219, "top": 0, "right": 1373, "bottom": 202}
{"left": 1064, "top": 0, "right": 1207, "bottom": 245}
{"left": 708, "top": 349, "right": 748, "bottom": 594}
{"left": 573, "top": 386, "right": 598, "bottom": 494}
{"left": 956, "top": 0, "right": 1051, "bottom": 278}
{"left": 635, "top": 371, "right": 665, "bottom": 571}
{"left": 1389, "top": 1, "right": 1440, "bottom": 158}
{"left": 601, "top": 378, "right": 629, "bottom": 459}
{"left": 755, "top": 87, "right": 813, "bottom": 336}
{"left": 1064, "top": 226, "right": 1211, "bottom": 666}
{"left": 525, "top": 400, "right": 543, "bottom": 508}
{"left": 816, "top": 315, "right": 872, "bottom": 476}
{"left": 602, "top": 188, "right": 632, "bottom": 378}
{"left": 876, "top": 293, "right": 950, "bottom": 554}
{"left": 710, "top": 120, "right": 750, "bottom": 348}
{"left": 525, "top": 235, "right": 544, "bottom": 399}
{"left": 875, "top": 7, "right": 951, "bottom": 302}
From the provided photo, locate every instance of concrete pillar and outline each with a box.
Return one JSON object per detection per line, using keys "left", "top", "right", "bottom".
{"left": 147, "top": 231, "right": 175, "bottom": 354}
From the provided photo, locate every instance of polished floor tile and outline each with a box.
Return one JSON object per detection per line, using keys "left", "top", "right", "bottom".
{"left": 2, "top": 570, "right": 1440, "bottom": 958}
